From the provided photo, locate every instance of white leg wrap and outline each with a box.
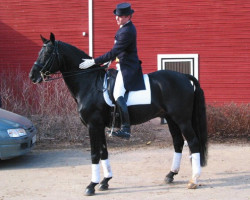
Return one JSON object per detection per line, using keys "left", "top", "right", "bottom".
{"left": 91, "top": 164, "right": 100, "bottom": 183}
{"left": 171, "top": 152, "right": 182, "bottom": 173}
{"left": 101, "top": 159, "right": 113, "bottom": 178}
{"left": 191, "top": 153, "right": 201, "bottom": 184}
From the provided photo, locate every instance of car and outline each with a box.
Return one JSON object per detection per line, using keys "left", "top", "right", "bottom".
{"left": 0, "top": 108, "right": 37, "bottom": 160}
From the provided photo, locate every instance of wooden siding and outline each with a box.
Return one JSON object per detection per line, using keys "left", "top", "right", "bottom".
{"left": 0, "top": 0, "right": 88, "bottom": 72}
{"left": 93, "top": 0, "right": 250, "bottom": 103}
{"left": 0, "top": 0, "right": 249, "bottom": 104}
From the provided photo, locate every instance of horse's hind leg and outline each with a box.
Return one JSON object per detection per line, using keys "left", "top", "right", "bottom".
{"left": 99, "top": 131, "right": 113, "bottom": 191}
{"left": 165, "top": 117, "right": 184, "bottom": 183}
{"left": 179, "top": 121, "right": 201, "bottom": 189}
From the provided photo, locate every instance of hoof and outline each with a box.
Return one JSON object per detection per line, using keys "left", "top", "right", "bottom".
{"left": 165, "top": 176, "right": 174, "bottom": 183}
{"left": 98, "top": 177, "right": 112, "bottom": 191}
{"left": 187, "top": 180, "right": 198, "bottom": 189}
{"left": 85, "top": 187, "right": 95, "bottom": 196}
{"left": 165, "top": 171, "right": 178, "bottom": 184}
{"left": 99, "top": 183, "right": 109, "bottom": 191}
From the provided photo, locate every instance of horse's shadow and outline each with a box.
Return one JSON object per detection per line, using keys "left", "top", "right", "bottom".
{"left": 201, "top": 172, "right": 250, "bottom": 189}
{"left": 96, "top": 181, "right": 188, "bottom": 195}
{"left": 97, "top": 172, "right": 250, "bottom": 195}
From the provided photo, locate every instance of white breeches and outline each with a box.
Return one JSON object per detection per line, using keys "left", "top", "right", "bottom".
{"left": 113, "top": 67, "right": 126, "bottom": 101}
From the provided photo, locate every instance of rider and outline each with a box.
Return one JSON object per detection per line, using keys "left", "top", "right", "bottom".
{"left": 79, "top": 2, "right": 145, "bottom": 139}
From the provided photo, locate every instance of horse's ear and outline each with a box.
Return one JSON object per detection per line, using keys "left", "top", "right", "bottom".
{"left": 40, "top": 34, "right": 48, "bottom": 43}
{"left": 50, "top": 32, "right": 55, "bottom": 45}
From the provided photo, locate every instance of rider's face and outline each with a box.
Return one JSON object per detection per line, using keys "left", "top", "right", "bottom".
{"left": 116, "top": 15, "right": 130, "bottom": 26}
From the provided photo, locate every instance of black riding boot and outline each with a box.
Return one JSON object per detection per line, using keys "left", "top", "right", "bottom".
{"left": 112, "top": 96, "right": 131, "bottom": 139}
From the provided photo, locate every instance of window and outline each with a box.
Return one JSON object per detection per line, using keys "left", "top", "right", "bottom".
{"left": 157, "top": 54, "right": 199, "bottom": 80}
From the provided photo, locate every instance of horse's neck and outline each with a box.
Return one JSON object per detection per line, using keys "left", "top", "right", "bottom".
{"left": 63, "top": 72, "right": 103, "bottom": 105}
{"left": 61, "top": 52, "right": 81, "bottom": 72}
{"left": 59, "top": 41, "right": 91, "bottom": 72}
{"left": 59, "top": 42, "right": 101, "bottom": 103}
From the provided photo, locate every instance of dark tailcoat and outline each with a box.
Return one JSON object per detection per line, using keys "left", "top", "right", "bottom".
{"left": 94, "top": 21, "right": 145, "bottom": 91}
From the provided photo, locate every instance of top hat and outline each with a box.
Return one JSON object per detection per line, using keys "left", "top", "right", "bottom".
{"left": 113, "top": 3, "right": 134, "bottom": 16}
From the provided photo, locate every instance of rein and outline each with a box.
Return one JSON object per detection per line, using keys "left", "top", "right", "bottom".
{"left": 37, "top": 65, "right": 108, "bottom": 82}
{"left": 34, "top": 41, "right": 108, "bottom": 82}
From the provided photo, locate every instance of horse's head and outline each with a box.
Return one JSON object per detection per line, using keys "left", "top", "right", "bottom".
{"left": 29, "top": 33, "right": 61, "bottom": 83}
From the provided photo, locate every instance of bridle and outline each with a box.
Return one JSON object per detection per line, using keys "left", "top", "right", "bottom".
{"left": 33, "top": 41, "right": 108, "bottom": 82}
{"left": 34, "top": 41, "right": 61, "bottom": 82}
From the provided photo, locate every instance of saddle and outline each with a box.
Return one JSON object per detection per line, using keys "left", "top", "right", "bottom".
{"left": 104, "top": 68, "right": 151, "bottom": 129}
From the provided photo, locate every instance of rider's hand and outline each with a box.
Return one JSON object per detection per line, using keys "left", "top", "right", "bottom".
{"left": 79, "top": 59, "right": 95, "bottom": 69}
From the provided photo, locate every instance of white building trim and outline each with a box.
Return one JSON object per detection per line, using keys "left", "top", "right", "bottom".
{"left": 157, "top": 54, "right": 199, "bottom": 80}
{"left": 88, "top": 0, "right": 93, "bottom": 57}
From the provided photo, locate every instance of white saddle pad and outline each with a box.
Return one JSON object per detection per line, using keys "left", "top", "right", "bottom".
{"left": 103, "top": 74, "right": 151, "bottom": 107}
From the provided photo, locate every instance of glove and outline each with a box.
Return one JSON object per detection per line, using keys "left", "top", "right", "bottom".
{"left": 79, "top": 59, "right": 95, "bottom": 69}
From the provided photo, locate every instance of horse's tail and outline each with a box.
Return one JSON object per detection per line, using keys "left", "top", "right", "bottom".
{"left": 186, "top": 74, "right": 208, "bottom": 167}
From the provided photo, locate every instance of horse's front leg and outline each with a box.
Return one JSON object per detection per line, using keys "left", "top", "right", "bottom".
{"left": 85, "top": 124, "right": 104, "bottom": 196}
{"left": 99, "top": 131, "right": 112, "bottom": 191}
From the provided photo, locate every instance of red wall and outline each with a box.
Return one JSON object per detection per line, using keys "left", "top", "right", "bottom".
{"left": 0, "top": 0, "right": 250, "bottom": 104}
{"left": 93, "top": 0, "right": 250, "bottom": 104}
{"left": 0, "top": 0, "right": 88, "bottom": 72}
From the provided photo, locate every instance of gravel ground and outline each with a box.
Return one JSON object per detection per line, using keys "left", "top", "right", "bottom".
{"left": 0, "top": 143, "right": 250, "bottom": 200}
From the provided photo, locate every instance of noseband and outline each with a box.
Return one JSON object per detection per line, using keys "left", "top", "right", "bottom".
{"left": 34, "top": 41, "right": 61, "bottom": 82}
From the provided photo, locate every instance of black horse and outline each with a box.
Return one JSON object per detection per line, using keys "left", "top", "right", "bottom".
{"left": 29, "top": 33, "right": 208, "bottom": 195}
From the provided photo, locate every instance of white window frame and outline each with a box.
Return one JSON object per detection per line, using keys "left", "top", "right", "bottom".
{"left": 157, "top": 54, "right": 199, "bottom": 80}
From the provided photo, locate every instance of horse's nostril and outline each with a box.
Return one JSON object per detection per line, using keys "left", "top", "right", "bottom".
{"left": 29, "top": 71, "right": 34, "bottom": 79}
